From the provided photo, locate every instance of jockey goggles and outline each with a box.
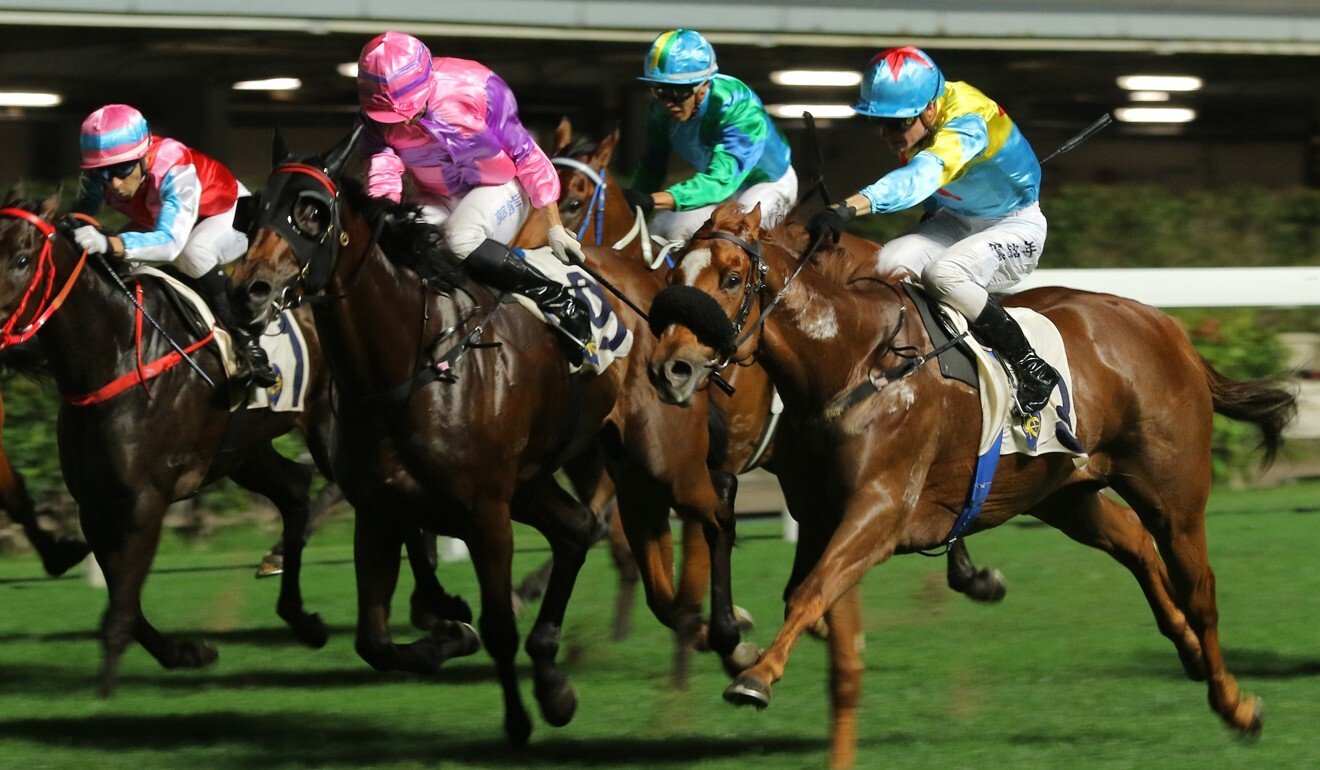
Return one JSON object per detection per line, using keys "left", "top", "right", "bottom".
{"left": 650, "top": 84, "right": 698, "bottom": 103}
{"left": 95, "top": 159, "right": 142, "bottom": 182}
{"left": 868, "top": 114, "right": 920, "bottom": 132}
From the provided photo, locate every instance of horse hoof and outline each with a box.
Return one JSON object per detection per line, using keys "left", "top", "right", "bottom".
{"left": 254, "top": 552, "right": 284, "bottom": 579}
{"left": 293, "top": 613, "right": 329, "bottom": 649}
{"left": 721, "top": 642, "right": 763, "bottom": 678}
{"left": 505, "top": 708, "right": 534, "bottom": 747}
{"left": 966, "top": 569, "right": 1007, "bottom": 603}
{"left": 733, "top": 605, "right": 756, "bottom": 633}
{"left": 535, "top": 674, "right": 579, "bottom": 728}
{"left": 724, "top": 674, "right": 772, "bottom": 709}
{"left": 1233, "top": 694, "right": 1264, "bottom": 738}
{"left": 434, "top": 621, "right": 482, "bottom": 659}
{"left": 42, "top": 539, "right": 92, "bottom": 577}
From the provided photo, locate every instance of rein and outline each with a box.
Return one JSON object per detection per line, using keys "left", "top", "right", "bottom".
{"left": 551, "top": 157, "right": 606, "bottom": 246}
{"left": 0, "top": 207, "right": 89, "bottom": 349}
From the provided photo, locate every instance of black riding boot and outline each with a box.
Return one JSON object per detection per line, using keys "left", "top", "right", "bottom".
{"left": 465, "top": 239, "right": 592, "bottom": 366}
{"left": 968, "top": 296, "right": 1060, "bottom": 414}
{"left": 196, "top": 266, "right": 278, "bottom": 388}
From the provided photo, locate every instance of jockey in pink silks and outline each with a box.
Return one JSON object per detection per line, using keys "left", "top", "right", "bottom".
{"left": 356, "top": 31, "right": 590, "bottom": 358}
{"left": 71, "top": 104, "right": 275, "bottom": 386}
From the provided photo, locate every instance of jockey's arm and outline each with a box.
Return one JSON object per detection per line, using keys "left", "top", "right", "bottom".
{"left": 360, "top": 119, "right": 405, "bottom": 205}
{"left": 660, "top": 97, "right": 767, "bottom": 212}
{"left": 116, "top": 165, "right": 201, "bottom": 263}
{"left": 486, "top": 74, "right": 561, "bottom": 210}
{"left": 853, "top": 114, "right": 988, "bottom": 216}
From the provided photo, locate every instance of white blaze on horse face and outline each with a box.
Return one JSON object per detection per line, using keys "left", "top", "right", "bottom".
{"left": 680, "top": 248, "right": 712, "bottom": 286}
{"left": 783, "top": 283, "right": 839, "bottom": 340}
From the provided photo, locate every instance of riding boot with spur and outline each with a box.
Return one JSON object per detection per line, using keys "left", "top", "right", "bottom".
{"left": 196, "top": 266, "right": 279, "bottom": 388}
{"left": 465, "top": 239, "right": 593, "bottom": 366}
{"left": 968, "top": 296, "right": 1060, "bottom": 414}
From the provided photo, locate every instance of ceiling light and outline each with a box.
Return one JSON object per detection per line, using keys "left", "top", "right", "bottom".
{"left": 769, "top": 70, "right": 862, "bottom": 87}
{"left": 767, "top": 104, "right": 857, "bottom": 119}
{"left": 337, "top": 62, "right": 358, "bottom": 78}
{"left": 1114, "top": 106, "right": 1196, "bottom": 123}
{"left": 232, "top": 77, "right": 302, "bottom": 91}
{"left": 1116, "top": 75, "right": 1202, "bottom": 92}
{"left": 0, "top": 91, "right": 61, "bottom": 108}
{"left": 1128, "top": 91, "right": 1170, "bottom": 102}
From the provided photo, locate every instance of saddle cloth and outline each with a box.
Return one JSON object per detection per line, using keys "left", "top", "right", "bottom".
{"left": 932, "top": 297, "right": 1087, "bottom": 465}
{"left": 510, "top": 247, "right": 634, "bottom": 375}
{"left": 132, "top": 266, "right": 312, "bottom": 412}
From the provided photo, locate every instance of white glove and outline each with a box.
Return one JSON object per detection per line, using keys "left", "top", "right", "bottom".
{"left": 73, "top": 225, "right": 110, "bottom": 255}
{"left": 547, "top": 224, "right": 586, "bottom": 266}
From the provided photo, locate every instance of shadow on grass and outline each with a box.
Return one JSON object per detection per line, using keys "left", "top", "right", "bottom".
{"left": 0, "top": 623, "right": 446, "bottom": 646}
{"left": 1124, "top": 648, "right": 1320, "bottom": 680}
{"left": 0, "top": 712, "right": 825, "bottom": 767}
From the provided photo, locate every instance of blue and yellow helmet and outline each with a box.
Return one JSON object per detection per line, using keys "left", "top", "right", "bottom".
{"left": 639, "top": 29, "right": 718, "bottom": 86}
{"left": 853, "top": 47, "right": 946, "bottom": 118}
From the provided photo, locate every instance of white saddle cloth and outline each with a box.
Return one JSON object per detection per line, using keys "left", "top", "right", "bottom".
{"left": 511, "top": 247, "right": 633, "bottom": 375}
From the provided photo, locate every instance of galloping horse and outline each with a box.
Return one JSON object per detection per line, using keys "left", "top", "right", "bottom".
{"left": 230, "top": 131, "right": 621, "bottom": 745}
{"left": 647, "top": 204, "right": 1295, "bottom": 767}
{"left": 0, "top": 190, "right": 336, "bottom": 697}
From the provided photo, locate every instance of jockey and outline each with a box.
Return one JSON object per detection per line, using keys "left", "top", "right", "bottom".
{"left": 624, "top": 29, "right": 797, "bottom": 243}
{"left": 70, "top": 104, "right": 277, "bottom": 387}
{"left": 355, "top": 31, "right": 591, "bottom": 360}
{"left": 807, "top": 47, "right": 1060, "bottom": 414}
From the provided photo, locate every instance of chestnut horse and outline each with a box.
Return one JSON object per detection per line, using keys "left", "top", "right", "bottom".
{"left": 230, "top": 131, "right": 622, "bottom": 745}
{"left": 648, "top": 203, "right": 1295, "bottom": 767}
{"left": 0, "top": 191, "right": 340, "bottom": 697}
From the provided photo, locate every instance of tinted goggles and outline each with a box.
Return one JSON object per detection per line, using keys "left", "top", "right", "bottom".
{"left": 868, "top": 115, "right": 919, "bottom": 132}
{"left": 96, "top": 160, "right": 142, "bottom": 182}
{"left": 650, "top": 85, "right": 697, "bottom": 103}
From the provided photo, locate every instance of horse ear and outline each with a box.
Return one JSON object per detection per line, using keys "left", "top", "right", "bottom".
{"left": 323, "top": 124, "right": 363, "bottom": 176}
{"left": 592, "top": 128, "right": 620, "bottom": 169}
{"left": 553, "top": 117, "right": 572, "bottom": 155}
{"left": 39, "top": 188, "right": 61, "bottom": 220}
{"left": 743, "top": 202, "right": 763, "bottom": 234}
{"left": 272, "top": 127, "right": 292, "bottom": 168}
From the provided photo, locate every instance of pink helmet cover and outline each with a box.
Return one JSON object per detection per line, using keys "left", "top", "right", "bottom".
{"left": 358, "top": 31, "right": 435, "bottom": 123}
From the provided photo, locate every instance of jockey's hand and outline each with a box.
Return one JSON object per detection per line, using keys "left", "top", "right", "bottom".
{"left": 547, "top": 225, "right": 586, "bottom": 266}
{"left": 621, "top": 188, "right": 655, "bottom": 217}
{"left": 72, "top": 225, "right": 110, "bottom": 255}
{"left": 806, "top": 204, "right": 856, "bottom": 245}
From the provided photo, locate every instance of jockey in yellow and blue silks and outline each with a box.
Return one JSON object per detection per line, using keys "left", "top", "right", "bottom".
{"left": 623, "top": 29, "right": 797, "bottom": 243}
{"left": 808, "top": 46, "right": 1059, "bottom": 414}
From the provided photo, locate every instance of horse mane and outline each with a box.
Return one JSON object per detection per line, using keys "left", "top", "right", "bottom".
{"left": 334, "top": 175, "right": 466, "bottom": 291}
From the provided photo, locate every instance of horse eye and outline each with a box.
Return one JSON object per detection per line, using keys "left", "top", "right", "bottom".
{"left": 564, "top": 199, "right": 583, "bottom": 213}
{"left": 11, "top": 252, "right": 30, "bottom": 269}
{"left": 291, "top": 198, "right": 327, "bottom": 238}
{"left": 722, "top": 272, "right": 741, "bottom": 291}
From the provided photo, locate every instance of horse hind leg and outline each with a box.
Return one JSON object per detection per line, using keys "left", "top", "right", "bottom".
{"left": 512, "top": 476, "right": 599, "bottom": 729}
{"left": 228, "top": 444, "right": 326, "bottom": 648}
{"left": 1032, "top": 486, "right": 1205, "bottom": 680}
{"left": 1111, "top": 463, "right": 1262, "bottom": 735}
{"left": 405, "top": 529, "right": 473, "bottom": 629}
{"left": 256, "top": 480, "right": 345, "bottom": 579}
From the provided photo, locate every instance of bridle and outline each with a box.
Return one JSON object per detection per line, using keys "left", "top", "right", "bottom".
{"left": 260, "top": 162, "right": 351, "bottom": 308}
{"left": 551, "top": 156, "right": 606, "bottom": 246}
{"left": 0, "top": 207, "right": 89, "bottom": 349}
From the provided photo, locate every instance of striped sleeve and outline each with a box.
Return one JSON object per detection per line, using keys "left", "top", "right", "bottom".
{"left": 119, "top": 164, "right": 201, "bottom": 262}
{"left": 666, "top": 96, "right": 767, "bottom": 210}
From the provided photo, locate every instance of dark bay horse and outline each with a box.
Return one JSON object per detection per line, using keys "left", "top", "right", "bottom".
{"left": 0, "top": 191, "right": 337, "bottom": 697}
{"left": 229, "top": 131, "right": 621, "bottom": 745}
{"left": 647, "top": 203, "right": 1295, "bottom": 767}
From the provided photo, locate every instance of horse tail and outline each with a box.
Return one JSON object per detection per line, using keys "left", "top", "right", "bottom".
{"left": 1199, "top": 355, "right": 1297, "bottom": 467}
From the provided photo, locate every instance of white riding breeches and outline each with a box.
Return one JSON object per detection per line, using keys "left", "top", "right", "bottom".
{"left": 174, "top": 183, "right": 251, "bottom": 279}
{"left": 417, "top": 179, "right": 530, "bottom": 259}
{"left": 650, "top": 166, "right": 799, "bottom": 243}
{"left": 876, "top": 202, "right": 1047, "bottom": 319}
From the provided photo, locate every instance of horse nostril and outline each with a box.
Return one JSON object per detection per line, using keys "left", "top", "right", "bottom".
{"left": 666, "top": 358, "right": 694, "bottom": 385}
{"left": 247, "top": 280, "right": 272, "bottom": 302}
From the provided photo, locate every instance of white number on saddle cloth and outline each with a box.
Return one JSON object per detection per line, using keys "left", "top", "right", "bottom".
{"left": 510, "top": 247, "right": 635, "bottom": 375}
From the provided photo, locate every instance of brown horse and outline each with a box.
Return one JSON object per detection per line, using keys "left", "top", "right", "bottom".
{"left": 525, "top": 122, "right": 1005, "bottom": 662}
{"left": 647, "top": 203, "right": 1296, "bottom": 767}
{"left": 229, "top": 130, "right": 622, "bottom": 745}
{"left": 0, "top": 191, "right": 342, "bottom": 697}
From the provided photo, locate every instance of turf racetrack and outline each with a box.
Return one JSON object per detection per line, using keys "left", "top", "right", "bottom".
{"left": 1, "top": 482, "right": 1318, "bottom": 769}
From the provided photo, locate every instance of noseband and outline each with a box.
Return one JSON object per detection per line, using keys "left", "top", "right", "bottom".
{"left": 0, "top": 207, "right": 89, "bottom": 348}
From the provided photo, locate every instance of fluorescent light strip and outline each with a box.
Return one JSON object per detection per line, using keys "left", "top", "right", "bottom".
{"left": 233, "top": 77, "right": 302, "bottom": 91}
{"left": 770, "top": 70, "right": 861, "bottom": 87}
{"left": 1128, "top": 90, "right": 1170, "bottom": 102}
{"left": 337, "top": 62, "right": 358, "bottom": 78}
{"left": 767, "top": 104, "right": 856, "bottom": 119}
{"left": 1114, "top": 106, "right": 1196, "bottom": 123}
{"left": 1117, "top": 75, "right": 1203, "bottom": 91}
{"left": 0, "top": 91, "right": 61, "bottom": 107}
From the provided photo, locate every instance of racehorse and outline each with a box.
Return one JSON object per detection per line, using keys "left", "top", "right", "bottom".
{"left": 646, "top": 203, "right": 1296, "bottom": 767}
{"left": 229, "top": 130, "right": 622, "bottom": 745}
{"left": 0, "top": 189, "right": 339, "bottom": 697}
{"left": 522, "top": 122, "right": 1004, "bottom": 667}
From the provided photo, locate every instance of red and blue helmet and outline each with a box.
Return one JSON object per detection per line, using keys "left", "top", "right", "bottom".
{"left": 79, "top": 104, "right": 151, "bottom": 169}
{"left": 639, "top": 29, "right": 718, "bottom": 86}
{"left": 853, "top": 47, "right": 946, "bottom": 119}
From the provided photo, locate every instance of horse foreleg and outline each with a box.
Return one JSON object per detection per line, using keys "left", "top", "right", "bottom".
{"left": 607, "top": 506, "right": 639, "bottom": 641}
{"left": 466, "top": 499, "right": 533, "bottom": 746}
{"left": 671, "top": 517, "right": 709, "bottom": 687}
{"left": 611, "top": 466, "right": 680, "bottom": 630}
{"left": 945, "top": 539, "right": 1006, "bottom": 603}
{"left": 0, "top": 404, "right": 89, "bottom": 576}
{"left": 513, "top": 476, "right": 596, "bottom": 729}
{"left": 825, "top": 584, "right": 864, "bottom": 770}
{"left": 257, "top": 480, "right": 345, "bottom": 579}
{"left": 405, "top": 528, "right": 472, "bottom": 629}
{"left": 229, "top": 445, "right": 326, "bottom": 648}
